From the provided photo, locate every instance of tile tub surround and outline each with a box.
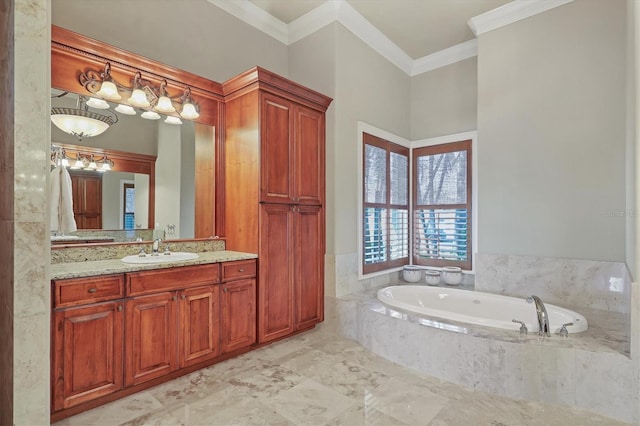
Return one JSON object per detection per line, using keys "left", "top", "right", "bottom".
{"left": 52, "top": 320, "right": 626, "bottom": 426}
{"left": 335, "top": 289, "right": 639, "bottom": 423}
{"left": 51, "top": 238, "right": 226, "bottom": 264}
{"left": 475, "top": 253, "right": 632, "bottom": 313}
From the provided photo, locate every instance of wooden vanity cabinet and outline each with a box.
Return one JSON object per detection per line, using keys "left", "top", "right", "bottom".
{"left": 220, "top": 260, "right": 257, "bottom": 353}
{"left": 51, "top": 275, "right": 125, "bottom": 411}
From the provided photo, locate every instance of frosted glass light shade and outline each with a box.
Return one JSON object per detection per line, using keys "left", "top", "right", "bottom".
{"left": 51, "top": 110, "right": 111, "bottom": 138}
{"left": 155, "top": 96, "right": 175, "bottom": 113}
{"left": 141, "top": 111, "right": 161, "bottom": 120}
{"left": 180, "top": 102, "right": 199, "bottom": 119}
{"left": 96, "top": 81, "right": 121, "bottom": 101}
{"left": 86, "top": 97, "right": 110, "bottom": 109}
{"left": 128, "top": 88, "right": 150, "bottom": 108}
{"left": 70, "top": 159, "right": 83, "bottom": 169}
{"left": 100, "top": 161, "right": 111, "bottom": 171}
{"left": 164, "top": 115, "right": 182, "bottom": 125}
{"left": 115, "top": 104, "right": 136, "bottom": 115}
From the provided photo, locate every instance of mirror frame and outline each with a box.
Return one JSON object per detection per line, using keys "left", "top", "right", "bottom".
{"left": 51, "top": 25, "right": 224, "bottom": 238}
{"left": 54, "top": 142, "right": 157, "bottom": 228}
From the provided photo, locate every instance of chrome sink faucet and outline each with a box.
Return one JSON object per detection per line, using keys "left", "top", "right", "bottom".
{"left": 527, "top": 295, "right": 550, "bottom": 337}
{"left": 152, "top": 238, "right": 162, "bottom": 256}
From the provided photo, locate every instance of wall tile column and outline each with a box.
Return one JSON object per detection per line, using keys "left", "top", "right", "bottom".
{"left": 12, "top": 0, "right": 50, "bottom": 424}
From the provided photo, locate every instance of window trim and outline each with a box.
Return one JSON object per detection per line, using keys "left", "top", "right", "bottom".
{"left": 412, "top": 140, "right": 472, "bottom": 270}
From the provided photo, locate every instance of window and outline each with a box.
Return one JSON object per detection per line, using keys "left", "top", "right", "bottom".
{"left": 123, "top": 183, "right": 135, "bottom": 230}
{"left": 362, "top": 133, "right": 409, "bottom": 274}
{"left": 413, "top": 140, "right": 471, "bottom": 270}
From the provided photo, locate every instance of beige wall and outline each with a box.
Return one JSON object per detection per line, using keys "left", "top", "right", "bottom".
{"left": 51, "top": 0, "right": 288, "bottom": 83}
{"left": 410, "top": 57, "right": 477, "bottom": 140}
{"left": 334, "top": 23, "right": 410, "bottom": 255}
{"left": 477, "top": 0, "right": 627, "bottom": 262}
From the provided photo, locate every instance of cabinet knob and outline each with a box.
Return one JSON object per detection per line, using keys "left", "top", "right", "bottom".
{"left": 223, "top": 286, "right": 228, "bottom": 292}
{"left": 181, "top": 294, "right": 186, "bottom": 300}
{"left": 88, "top": 288, "right": 97, "bottom": 293}
{"left": 238, "top": 268, "right": 245, "bottom": 272}
{"left": 171, "top": 296, "right": 177, "bottom": 301}
{"left": 117, "top": 305, "right": 123, "bottom": 312}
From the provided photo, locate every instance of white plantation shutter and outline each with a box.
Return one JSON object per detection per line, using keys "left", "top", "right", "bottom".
{"left": 362, "top": 133, "right": 409, "bottom": 274}
{"left": 413, "top": 140, "right": 472, "bottom": 270}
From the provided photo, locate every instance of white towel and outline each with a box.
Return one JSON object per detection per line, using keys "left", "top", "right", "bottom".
{"left": 50, "top": 166, "right": 77, "bottom": 233}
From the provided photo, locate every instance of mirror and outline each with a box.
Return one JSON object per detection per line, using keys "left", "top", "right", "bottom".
{"left": 51, "top": 25, "right": 222, "bottom": 243}
{"left": 51, "top": 90, "right": 200, "bottom": 240}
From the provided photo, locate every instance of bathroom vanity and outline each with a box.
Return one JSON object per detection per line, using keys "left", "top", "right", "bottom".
{"left": 50, "top": 251, "right": 258, "bottom": 421}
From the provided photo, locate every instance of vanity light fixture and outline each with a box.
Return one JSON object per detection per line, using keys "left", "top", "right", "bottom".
{"left": 141, "top": 111, "right": 161, "bottom": 120}
{"left": 51, "top": 147, "right": 115, "bottom": 172}
{"left": 94, "top": 63, "right": 121, "bottom": 101}
{"left": 51, "top": 94, "right": 118, "bottom": 140}
{"left": 80, "top": 62, "right": 200, "bottom": 125}
{"left": 115, "top": 104, "right": 136, "bottom": 115}
{"left": 86, "top": 97, "right": 110, "bottom": 109}
{"left": 164, "top": 115, "right": 182, "bottom": 125}
{"left": 154, "top": 80, "right": 176, "bottom": 114}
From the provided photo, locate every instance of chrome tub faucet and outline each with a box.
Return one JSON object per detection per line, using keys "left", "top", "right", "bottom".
{"left": 527, "top": 295, "right": 550, "bottom": 337}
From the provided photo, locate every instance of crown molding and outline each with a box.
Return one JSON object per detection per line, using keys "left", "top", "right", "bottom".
{"left": 468, "top": 0, "right": 574, "bottom": 36}
{"left": 411, "top": 39, "right": 477, "bottom": 76}
{"left": 208, "top": 0, "right": 288, "bottom": 44}
{"left": 209, "top": 0, "right": 572, "bottom": 77}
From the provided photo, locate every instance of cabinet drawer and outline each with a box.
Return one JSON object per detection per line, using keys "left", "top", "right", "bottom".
{"left": 222, "top": 260, "right": 256, "bottom": 281}
{"left": 53, "top": 274, "right": 125, "bottom": 308}
{"left": 127, "top": 264, "right": 220, "bottom": 296}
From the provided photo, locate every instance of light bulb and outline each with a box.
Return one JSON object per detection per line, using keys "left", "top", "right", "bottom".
{"left": 141, "top": 111, "right": 161, "bottom": 120}
{"left": 115, "top": 104, "right": 136, "bottom": 115}
{"left": 164, "top": 115, "right": 182, "bottom": 125}
{"left": 60, "top": 158, "right": 69, "bottom": 167}
{"left": 154, "top": 96, "right": 175, "bottom": 113}
{"left": 128, "top": 88, "right": 150, "bottom": 108}
{"left": 180, "top": 102, "right": 199, "bottom": 119}
{"left": 86, "top": 97, "right": 110, "bottom": 109}
{"left": 96, "top": 81, "right": 121, "bottom": 101}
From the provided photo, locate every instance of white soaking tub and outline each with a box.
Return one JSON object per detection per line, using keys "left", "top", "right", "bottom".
{"left": 377, "top": 285, "right": 588, "bottom": 334}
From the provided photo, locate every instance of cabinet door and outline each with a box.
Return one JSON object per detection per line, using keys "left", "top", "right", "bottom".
{"left": 221, "top": 278, "right": 256, "bottom": 353}
{"left": 258, "top": 204, "right": 294, "bottom": 342}
{"left": 178, "top": 285, "right": 220, "bottom": 368}
{"left": 294, "top": 205, "right": 324, "bottom": 329}
{"left": 293, "top": 105, "right": 324, "bottom": 205}
{"left": 125, "top": 292, "right": 177, "bottom": 386}
{"left": 70, "top": 172, "right": 103, "bottom": 229}
{"left": 52, "top": 301, "right": 124, "bottom": 411}
{"left": 260, "top": 93, "right": 294, "bottom": 203}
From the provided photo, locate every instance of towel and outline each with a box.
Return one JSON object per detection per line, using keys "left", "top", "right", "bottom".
{"left": 50, "top": 165, "right": 77, "bottom": 233}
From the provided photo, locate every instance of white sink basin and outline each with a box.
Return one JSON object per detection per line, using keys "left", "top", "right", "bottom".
{"left": 51, "top": 235, "right": 80, "bottom": 241}
{"left": 121, "top": 252, "right": 199, "bottom": 264}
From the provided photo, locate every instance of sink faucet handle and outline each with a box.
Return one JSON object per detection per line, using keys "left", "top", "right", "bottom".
{"left": 138, "top": 247, "right": 146, "bottom": 257}
{"left": 558, "top": 322, "right": 573, "bottom": 338}
{"left": 512, "top": 319, "right": 528, "bottom": 335}
{"left": 164, "top": 245, "right": 171, "bottom": 255}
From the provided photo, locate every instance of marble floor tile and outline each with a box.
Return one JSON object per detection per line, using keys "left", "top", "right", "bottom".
{"left": 265, "top": 378, "right": 355, "bottom": 424}
{"left": 53, "top": 327, "right": 630, "bottom": 426}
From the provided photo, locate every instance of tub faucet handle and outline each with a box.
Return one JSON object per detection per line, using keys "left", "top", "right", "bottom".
{"left": 512, "top": 319, "right": 527, "bottom": 335}
{"left": 558, "top": 322, "right": 573, "bottom": 338}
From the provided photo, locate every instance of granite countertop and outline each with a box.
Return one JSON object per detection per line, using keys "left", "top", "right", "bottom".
{"left": 51, "top": 250, "right": 258, "bottom": 280}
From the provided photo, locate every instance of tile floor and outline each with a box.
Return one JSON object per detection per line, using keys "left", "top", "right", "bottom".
{"left": 53, "top": 323, "right": 628, "bottom": 426}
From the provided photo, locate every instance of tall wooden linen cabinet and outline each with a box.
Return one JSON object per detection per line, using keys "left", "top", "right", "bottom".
{"left": 222, "top": 68, "right": 332, "bottom": 343}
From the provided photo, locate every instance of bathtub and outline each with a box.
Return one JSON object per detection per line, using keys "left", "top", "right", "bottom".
{"left": 377, "top": 285, "right": 588, "bottom": 333}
